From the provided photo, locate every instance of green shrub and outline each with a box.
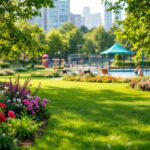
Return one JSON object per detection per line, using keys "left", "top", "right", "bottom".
{"left": 115, "top": 54, "right": 122, "bottom": 61}
{"left": 0, "top": 63, "right": 10, "bottom": 69}
{"left": 114, "top": 61, "right": 135, "bottom": 67}
{"left": 35, "top": 65, "right": 46, "bottom": 70}
{"left": 26, "top": 64, "right": 32, "bottom": 69}
{"left": 50, "top": 70, "right": 61, "bottom": 77}
{"left": 53, "top": 66, "right": 64, "bottom": 70}
{"left": 0, "top": 135, "right": 17, "bottom": 150}
{"left": 135, "top": 61, "right": 150, "bottom": 67}
{"left": 8, "top": 113, "right": 41, "bottom": 139}
{"left": 16, "top": 67, "right": 28, "bottom": 72}
{"left": 31, "top": 72, "right": 50, "bottom": 77}
{"left": 31, "top": 69, "right": 61, "bottom": 78}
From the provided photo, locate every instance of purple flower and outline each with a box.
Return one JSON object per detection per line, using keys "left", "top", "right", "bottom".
{"left": 32, "top": 111, "right": 36, "bottom": 115}
{"left": 23, "top": 99, "right": 30, "bottom": 105}
{"left": 35, "top": 96, "right": 41, "bottom": 101}
{"left": 27, "top": 104, "right": 33, "bottom": 111}
{"left": 41, "top": 101, "right": 47, "bottom": 107}
{"left": 43, "top": 99, "right": 48, "bottom": 103}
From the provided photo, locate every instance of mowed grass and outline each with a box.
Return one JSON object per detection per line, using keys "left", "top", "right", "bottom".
{"left": 1, "top": 76, "right": 150, "bottom": 150}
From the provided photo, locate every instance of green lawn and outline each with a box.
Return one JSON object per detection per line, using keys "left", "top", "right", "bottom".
{"left": 1, "top": 76, "right": 150, "bottom": 150}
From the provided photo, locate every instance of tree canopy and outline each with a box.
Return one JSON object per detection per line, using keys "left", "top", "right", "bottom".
{"left": 102, "top": 0, "right": 150, "bottom": 59}
{"left": 0, "top": 0, "right": 54, "bottom": 55}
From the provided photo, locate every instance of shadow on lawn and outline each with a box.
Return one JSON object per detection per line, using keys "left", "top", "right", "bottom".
{"left": 33, "top": 86, "right": 150, "bottom": 150}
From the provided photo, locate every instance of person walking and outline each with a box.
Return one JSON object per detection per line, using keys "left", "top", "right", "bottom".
{"left": 134, "top": 65, "right": 139, "bottom": 75}
{"left": 137, "top": 65, "right": 143, "bottom": 76}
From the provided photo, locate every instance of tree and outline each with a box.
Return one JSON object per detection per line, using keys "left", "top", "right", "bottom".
{"left": 102, "top": 0, "right": 150, "bottom": 59}
{"left": 0, "top": 0, "right": 54, "bottom": 55}
{"left": 2, "top": 20, "right": 48, "bottom": 67}
{"left": 92, "top": 26, "right": 114, "bottom": 53}
{"left": 46, "top": 29, "right": 65, "bottom": 58}
{"left": 67, "top": 28, "right": 84, "bottom": 54}
{"left": 79, "top": 26, "right": 89, "bottom": 34}
{"left": 59, "top": 22, "right": 76, "bottom": 34}
{"left": 82, "top": 39, "right": 96, "bottom": 55}
{"left": 81, "top": 26, "right": 115, "bottom": 55}
{"left": 0, "top": 0, "right": 54, "bottom": 21}
{"left": 59, "top": 23, "right": 84, "bottom": 56}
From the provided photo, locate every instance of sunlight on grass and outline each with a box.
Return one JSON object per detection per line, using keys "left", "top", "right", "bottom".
{"left": 0, "top": 75, "right": 150, "bottom": 150}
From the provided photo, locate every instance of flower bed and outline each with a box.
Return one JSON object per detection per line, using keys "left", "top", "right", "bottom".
{"left": 129, "top": 77, "right": 150, "bottom": 91}
{"left": 0, "top": 76, "right": 49, "bottom": 149}
{"left": 63, "top": 74, "right": 128, "bottom": 83}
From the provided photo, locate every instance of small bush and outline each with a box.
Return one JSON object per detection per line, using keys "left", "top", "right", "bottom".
{"left": 0, "top": 63, "right": 10, "bottom": 69}
{"left": 8, "top": 113, "right": 41, "bottom": 139}
{"left": 53, "top": 66, "right": 64, "bottom": 70}
{"left": 35, "top": 65, "right": 46, "bottom": 70}
{"left": 31, "top": 70, "right": 61, "bottom": 78}
{"left": 129, "top": 77, "right": 150, "bottom": 91}
{"left": 114, "top": 61, "right": 135, "bottom": 67}
{"left": 115, "top": 54, "right": 122, "bottom": 61}
{"left": 0, "top": 135, "right": 17, "bottom": 150}
{"left": 31, "top": 72, "right": 50, "bottom": 77}
{"left": 16, "top": 67, "right": 28, "bottom": 72}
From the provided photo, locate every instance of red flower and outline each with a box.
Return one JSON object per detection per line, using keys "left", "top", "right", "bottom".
{"left": 0, "top": 112, "right": 6, "bottom": 123}
{"left": 8, "top": 110, "right": 16, "bottom": 118}
{"left": 0, "top": 102, "right": 7, "bottom": 109}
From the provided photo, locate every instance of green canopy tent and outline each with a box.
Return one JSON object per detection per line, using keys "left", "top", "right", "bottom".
{"left": 100, "top": 43, "right": 133, "bottom": 71}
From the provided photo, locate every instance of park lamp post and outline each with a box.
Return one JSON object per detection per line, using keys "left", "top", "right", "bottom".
{"left": 57, "top": 51, "right": 61, "bottom": 66}
{"left": 142, "top": 50, "right": 145, "bottom": 71}
{"left": 77, "top": 44, "right": 81, "bottom": 69}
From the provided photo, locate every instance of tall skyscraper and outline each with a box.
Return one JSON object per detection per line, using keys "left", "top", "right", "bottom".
{"left": 70, "top": 14, "right": 83, "bottom": 28}
{"left": 102, "top": 5, "right": 113, "bottom": 31}
{"left": 83, "top": 7, "right": 91, "bottom": 29}
{"left": 82, "top": 7, "right": 102, "bottom": 29}
{"left": 91, "top": 13, "right": 102, "bottom": 28}
{"left": 29, "top": 0, "right": 70, "bottom": 32}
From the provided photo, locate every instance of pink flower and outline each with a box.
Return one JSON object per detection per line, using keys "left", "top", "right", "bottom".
{"left": 35, "top": 96, "right": 41, "bottom": 101}
{"left": 23, "top": 99, "right": 30, "bottom": 105}
{"left": 27, "top": 104, "right": 33, "bottom": 111}
{"left": 8, "top": 110, "right": 16, "bottom": 118}
{"left": 41, "top": 101, "right": 47, "bottom": 107}
{"left": 43, "top": 99, "right": 48, "bottom": 103}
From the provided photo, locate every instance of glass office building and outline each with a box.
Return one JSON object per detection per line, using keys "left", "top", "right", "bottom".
{"left": 30, "top": 0, "right": 70, "bottom": 32}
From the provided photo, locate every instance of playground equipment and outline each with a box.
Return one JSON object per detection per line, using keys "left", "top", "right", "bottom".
{"left": 42, "top": 54, "right": 50, "bottom": 68}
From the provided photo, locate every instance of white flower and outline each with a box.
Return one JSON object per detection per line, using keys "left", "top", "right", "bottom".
{"left": 13, "top": 98, "right": 17, "bottom": 102}
{"left": 16, "top": 104, "right": 20, "bottom": 107}
{"left": 7, "top": 99, "right": 11, "bottom": 103}
{"left": 16, "top": 91, "right": 19, "bottom": 95}
{"left": 0, "top": 91, "right": 4, "bottom": 95}
{"left": 4, "top": 86, "right": 9, "bottom": 90}
{"left": 17, "top": 98, "right": 21, "bottom": 102}
{"left": 26, "top": 95, "right": 31, "bottom": 99}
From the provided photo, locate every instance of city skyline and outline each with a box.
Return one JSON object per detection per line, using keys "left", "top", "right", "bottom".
{"left": 70, "top": 0, "right": 102, "bottom": 15}
{"left": 70, "top": 0, "right": 116, "bottom": 15}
